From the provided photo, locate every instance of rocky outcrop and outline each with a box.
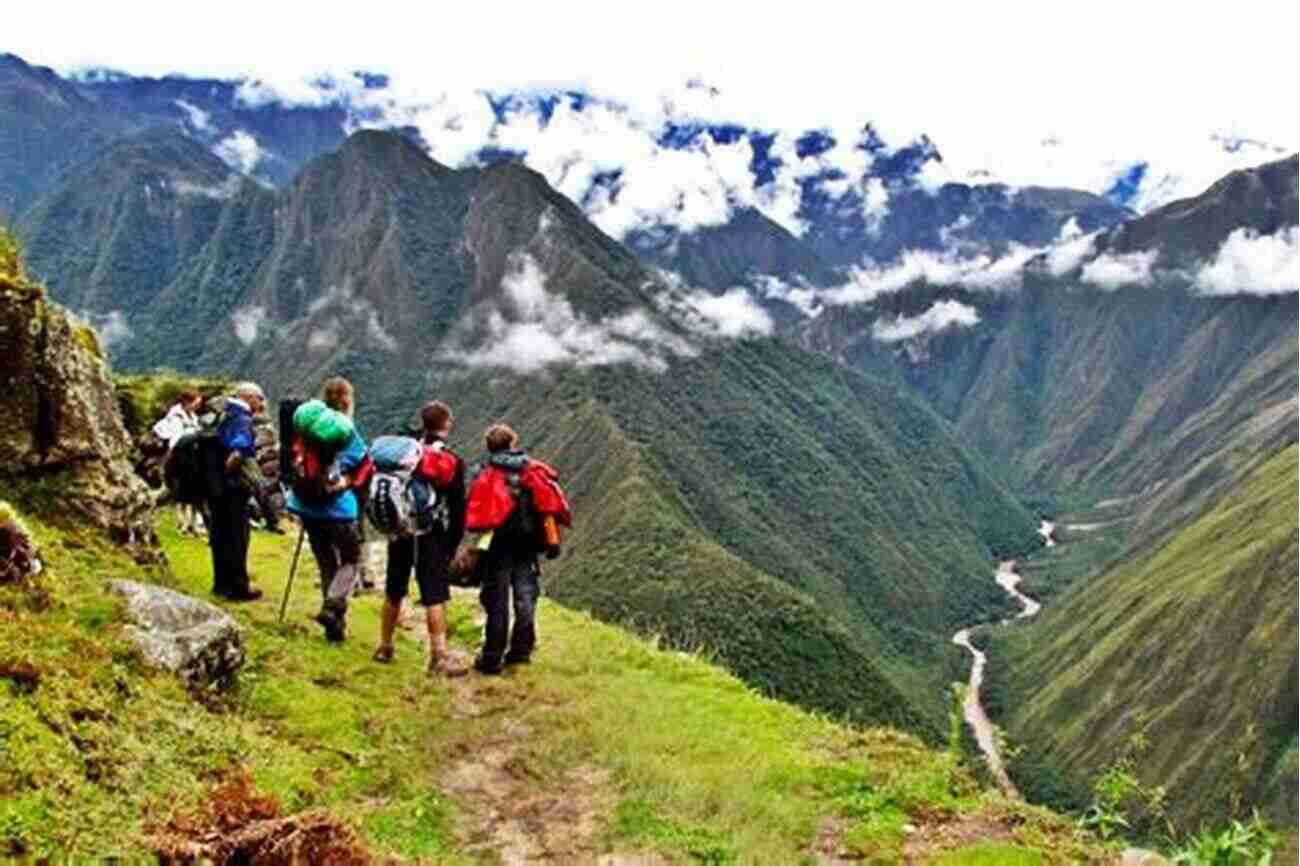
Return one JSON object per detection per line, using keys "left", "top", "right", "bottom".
{"left": 0, "top": 262, "right": 156, "bottom": 554}
{"left": 110, "top": 579, "right": 244, "bottom": 691}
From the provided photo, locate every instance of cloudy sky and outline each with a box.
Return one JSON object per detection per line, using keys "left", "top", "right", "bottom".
{"left": 8, "top": 1, "right": 1295, "bottom": 241}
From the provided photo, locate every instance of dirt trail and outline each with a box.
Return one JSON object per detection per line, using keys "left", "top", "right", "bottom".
{"left": 365, "top": 540, "right": 660, "bottom": 865}
{"left": 951, "top": 559, "right": 1042, "bottom": 799}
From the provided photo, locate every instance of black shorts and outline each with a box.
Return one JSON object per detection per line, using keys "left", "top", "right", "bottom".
{"left": 385, "top": 532, "right": 453, "bottom": 606}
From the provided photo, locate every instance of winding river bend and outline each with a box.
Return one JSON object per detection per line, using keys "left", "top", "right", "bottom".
{"left": 951, "top": 521, "right": 1052, "bottom": 798}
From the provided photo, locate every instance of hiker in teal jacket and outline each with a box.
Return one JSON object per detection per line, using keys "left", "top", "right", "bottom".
{"left": 287, "top": 377, "right": 369, "bottom": 642}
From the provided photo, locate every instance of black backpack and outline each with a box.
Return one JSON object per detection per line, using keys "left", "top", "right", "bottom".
{"left": 164, "top": 415, "right": 224, "bottom": 506}
{"left": 495, "top": 471, "right": 544, "bottom": 557}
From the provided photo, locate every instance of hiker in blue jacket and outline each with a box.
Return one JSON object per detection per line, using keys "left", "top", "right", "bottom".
{"left": 210, "top": 382, "right": 266, "bottom": 602}
{"left": 286, "top": 376, "right": 369, "bottom": 642}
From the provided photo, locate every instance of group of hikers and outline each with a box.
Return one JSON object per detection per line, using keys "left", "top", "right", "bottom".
{"left": 154, "top": 376, "right": 570, "bottom": 678}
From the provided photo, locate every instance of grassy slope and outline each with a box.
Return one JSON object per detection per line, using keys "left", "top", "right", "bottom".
{"left": 998, "top": 445, "right": 1298, "bottom": 831}
{"left": 0, "top": 498, "right": 1108, "bottom": 864}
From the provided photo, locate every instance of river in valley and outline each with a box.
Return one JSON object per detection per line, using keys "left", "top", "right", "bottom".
{"left": 950, "top": 520, "right": 1052, "bottom": 798}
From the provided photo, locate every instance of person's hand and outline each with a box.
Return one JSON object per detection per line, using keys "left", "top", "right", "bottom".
{"left": 224, "top": 452, "right": 242, "bottom": 473}
{"left": 326, "top": 476, "right": 351, "bottom": 494}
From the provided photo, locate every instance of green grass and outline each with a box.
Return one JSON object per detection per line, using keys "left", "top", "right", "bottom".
{"left": 0, "top": 496, "right": 1113, "bottom": 863}
{"left": 925, "top": 843, "right": 1045, "bottom": 866}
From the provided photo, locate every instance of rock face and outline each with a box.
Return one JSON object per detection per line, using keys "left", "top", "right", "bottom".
{"left": 0, "top": 270, "right": 156, "bottom": 553}
{"left": 110, "top": 579, "right": 244, "bottom": 691}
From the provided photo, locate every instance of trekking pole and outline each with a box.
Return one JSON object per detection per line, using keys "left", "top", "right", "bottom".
{"left": 279, "top": 523, "right": 306, "bottom": 624}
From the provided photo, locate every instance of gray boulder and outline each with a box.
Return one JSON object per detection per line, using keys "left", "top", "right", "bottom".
{"left": 110, "top": 579, "right": 244, "bottom": 691}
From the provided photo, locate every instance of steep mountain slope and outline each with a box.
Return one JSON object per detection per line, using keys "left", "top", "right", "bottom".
{"left": 15, "top": 130, "right": 1041, "bottom": 734}
{"left": 0, "top": 53, "right": 134, "bottom": 220}
{"left": 18, "top": 128, "right": 236, "bottom": 317}
{"left": 999, "top": 445, "right": 1298, "bottom": 830}
{"left": 1105, "top": 154, "right": 1299, "bottom": 264}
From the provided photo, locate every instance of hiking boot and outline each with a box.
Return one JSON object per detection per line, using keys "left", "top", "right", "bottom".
{"left": 225, "top": 586, "right": 264, "bottom": 602}
{"left": 504, "top": 652, "right": 532, "bottom": 667}
{"left": 472, "top": 654, "right": 503, "bottom": 676}
{"left": 314, "top": 607, "right": 346, "bottom": 642}
{"left": 429, "top": 649, "right": 471, "bottom": 678}
{"left": 372, "top": 644, "right": 395, "bottom": 664}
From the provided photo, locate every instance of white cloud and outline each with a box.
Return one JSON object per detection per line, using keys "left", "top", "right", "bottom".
{"left": 365, "top": 309, "right": 398, "bottom": 350}
{"left": 307, "top": 326, "right": 339, "bottom": 352}
{"left": 213, "top": 130, "right": 263, "bottom": 174}
{"left": 172, "top": 98, "right": 211, "bottom": 132}
{"left": 1044, "top": 218, "right": 1099, "bottom": 277}
{"left": 74, "top": 309, "right": 133, "bottom": 350}
{"left": 447, "top": 253, "right": 691, "bottom": 373}
{"left": 19, "top": 2, "right": 1294, "bottom": 229}
{"left": 1080, "top": 249, "right": 1159, "bottom": 290}
{"left": 231, "top": 305, "right": 266, "bottom": 345}
{"left": 817, "top": 245, "right": 1038, "bottom": 305}
{"left": 872, "top": 300, "right": 980, "bottom": 343}
{"left": 741, "top": 274, "right": 822, "bottom": 317}
{"left": 669, "top": 287, "right": 774, "bottom": 338}
{"left": 296, "top": 283, "right": 401, "bottom": 352}
{"left": 174, "top": 174, "right": 241, "bottom": 200}
{"left": 1194, "top": 226, "right": 1299, "bottom": 296}
{"left": 862, "top": 177, "right": 890, "bottom": 233}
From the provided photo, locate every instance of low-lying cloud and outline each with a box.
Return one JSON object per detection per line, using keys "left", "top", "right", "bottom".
{"left": 872, "top": 300, "right": 980, "bottom": 343}
{"left": 213, "top": 130, "right": 264, "bottom": 174}
{"left": 655, "top": 273, "right": 774, "bottom": 338}
{"left": 448, "top": 254, "right": 694, "bottom": 374}
{"left": 173, "top": 98, "right": 211, "bottom": 132}
{"left": 1193, "top": 226, "right": 1298, "bottom": 296}
{"left": 1079, "top": 249, "right": 1158, "bottom": 290}
{"left": 299, "top": 283, "right": 400, "bottom": 353}
{"left": 174, "top": 174, "right": 242, "bottom": 200}
{"left": 74, "top": 309, "right": 133, "bottom": 350}
{"left": 231, "top": 305, "right": 267, "bottom": 345}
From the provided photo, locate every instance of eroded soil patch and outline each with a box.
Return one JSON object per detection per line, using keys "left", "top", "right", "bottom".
{"left": 150, "top": 768, "right": 374, "bottom": 866}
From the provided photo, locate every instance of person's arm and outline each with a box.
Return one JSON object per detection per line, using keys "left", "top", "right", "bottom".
{"left": 446, "top": 456, "right": 467, "bottom": 550}
{"left": 220, "top": 409, "right": 256, "bottom": 472}
{"left": 327, "top": 430, "right": 368, "bottom": 492}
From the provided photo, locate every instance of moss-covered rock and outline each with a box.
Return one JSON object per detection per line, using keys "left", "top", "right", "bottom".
{"left": 0, "top": 230, "right": 156, "bottom": 554}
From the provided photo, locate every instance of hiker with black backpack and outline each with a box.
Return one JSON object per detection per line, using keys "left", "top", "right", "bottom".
{"left": 370, "top": 401, "right": 470, "bottom": 676}
{"left": 209, "top": 382, "right": 267, "bottom": 602}
{"left": 286, "top": 377, "right": 371, "bottom": 642}
{"left": 152, "top": 387, "right": 205, "bottom": 535}
{"left": 464, "top": 423, "right": 571, "bottom": 675}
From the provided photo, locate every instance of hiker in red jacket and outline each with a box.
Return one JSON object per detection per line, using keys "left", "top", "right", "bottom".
{"left": 465, "top": 423, "right": 570, "bottom": 675}
{"left": 372, "top": 401, "right": 470, "bottom": 677}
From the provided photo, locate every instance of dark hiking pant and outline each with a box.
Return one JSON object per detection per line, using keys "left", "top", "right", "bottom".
{"left": 303, "top": 519, "right": 363, "bottom": 616}
{"left": 209, "top": 489, "right": 251, "bottom": 597}
{"left": 478, "top": 556, "right": 541, "bottom": 667}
